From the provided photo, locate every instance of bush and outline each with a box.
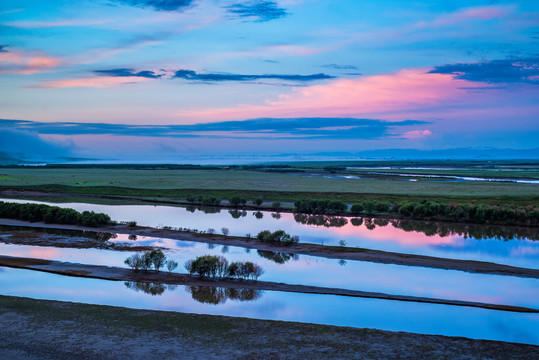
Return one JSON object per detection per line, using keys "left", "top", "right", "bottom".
{"left": 166, "top": 260, "right": 178, "bottom": 273}
{"left": 229, "top": 196, "right": 246, "bottom": 207}
{"left": 256, "top": 230, "right": 298, "bottom": 245}
{"left": 125, "top": 250, "right": 169, "bottom": 272}
{"left": 254, "top": 198, "right": 264, "bottom": 206}
{"left": 186, "top": 255, "right": 262, "bottom": 280}
{"left": 350, "top": 204, "right": 364, "bottom": 213}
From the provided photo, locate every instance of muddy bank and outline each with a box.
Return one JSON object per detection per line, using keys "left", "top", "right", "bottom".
{"left": 1, "top": 218, "right": 538, "bottom": 279}
{"left": 0, "top": 227, "right": 155, "bottom": 251}
{"left": 0, "top": 255, "right": 536, "bottom": 313}
{"left": 1, "top": 295, "right": 537, "bottom": 360}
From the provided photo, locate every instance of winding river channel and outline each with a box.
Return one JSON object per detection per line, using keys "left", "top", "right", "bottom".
{"left": 0, "top": 198, "right": 538, "bottom": 345}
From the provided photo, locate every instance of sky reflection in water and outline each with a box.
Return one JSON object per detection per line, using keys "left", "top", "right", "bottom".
{"left": 0, "top": 267, "right": 537, "bottom": 345}
{"left": 0, "top": 239, "right": 537, "bottom": 309}
{"left": 1, "top": 198, "right": 538, "bottom": 268}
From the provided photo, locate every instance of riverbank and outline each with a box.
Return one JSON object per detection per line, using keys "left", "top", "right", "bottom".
{"left": 1, "top": 218, "right": 538, "bottom": 279}
{"left": 1, "top": 255, "right": 535, "bottom": 313}
{"left": 0, "top": 294, "right": 537, "bottom": 359}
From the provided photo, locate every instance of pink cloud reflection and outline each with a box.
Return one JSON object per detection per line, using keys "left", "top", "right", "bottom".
{"left": 333, "top": 222, "right": 463, "bottom": 247}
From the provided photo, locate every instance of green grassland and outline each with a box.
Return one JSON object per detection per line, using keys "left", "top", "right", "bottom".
{"left": 1, "top": 167, "right": 538, "bottom": 197}
{"left": 0, "top": 166, "right": 538, "bottom": 225}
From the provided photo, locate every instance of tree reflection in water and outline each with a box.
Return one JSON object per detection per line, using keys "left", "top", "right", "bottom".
{"left": 293, "top": 214, "right": 539, "bottom": 241}
{"left": 186, "top": 286, "right": 263, "bottom": 305}
{"left": 293, "top": 213, "right": 348, "bottom": 227}
{"left": 229, "top": 209, "right": 247, "bottom": 219}
{"left": 257, "top": 250, "right": 298, "bottom": 264}
{"left": 124, "top": 281, "right": 178, "bottom": 296}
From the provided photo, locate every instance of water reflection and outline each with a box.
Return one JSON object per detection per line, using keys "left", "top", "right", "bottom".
{"left": 2, "top": 198, "right": 539, "bottom": 268}
{"left": 257, "top": 250, "right": 297, "bottom": 264}
{"left": 1, "top": 267, "right": 537, "bottom": 345}
{"left": 186, "top": 285, "right": 262, "bottom": 304}
{"left": 186, "top": 206, "right": 222, "bottom": 214}
{"left": 124, "top": 281, "right": 178, "bottom": 296}
{"left": 294, "top": 214, "right": 348, "bottom": 227}
{"left": 229, "top": 209, "right": 247, "bottom": 219}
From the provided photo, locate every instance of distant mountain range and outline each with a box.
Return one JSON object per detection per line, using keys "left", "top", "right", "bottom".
{"left": 1, "top": 148, "right": 538, "bottom": 166}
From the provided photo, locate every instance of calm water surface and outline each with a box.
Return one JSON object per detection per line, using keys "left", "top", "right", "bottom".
{"left": 1, "top": 198, "right": 538, "bottom": 269}
{"left": 0, "top": 267, "right": 537, "bottom": 345}
{"left": 0, "top": 238, "right": 537, "bottom": 308}
{"left": 1, "top": 198, "right": 539, "bottom": 344}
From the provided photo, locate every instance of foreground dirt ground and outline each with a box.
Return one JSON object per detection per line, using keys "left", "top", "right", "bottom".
{"left": 0, "top": 295, "right": 537, "bottom": 360}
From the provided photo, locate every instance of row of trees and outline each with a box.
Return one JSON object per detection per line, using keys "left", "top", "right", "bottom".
{"left": 185, "top": 195, "right": 282, "bottom": 209}
{"left": 256, "top": 230, "right": 299, "bottom": 245}
{"left": 294, "top": 199, "right": 348, "bottom": 215}
{"left": 185, "top": 195, "right": 221, "bottom": 206}
{"left": 185, "top": 255, "right": 263, "bottom": 280}
{"left": 0, "top": 201, "right": 113, "bottom": 227}
{"left": 124, "top": 250, "right": 179, "bottom": 273}
{"left": 348, "top": 200, "right": 539, "bottom": 226}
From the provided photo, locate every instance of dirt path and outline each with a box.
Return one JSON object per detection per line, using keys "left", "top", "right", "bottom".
{"left": 1, "top": 218, "right": 539, "bottom": 279}
{"left": 0, "top": 255, "right": 536, "bottom": 313}
{"left": 0, "top": 294, "right": 537, "bottom": 360}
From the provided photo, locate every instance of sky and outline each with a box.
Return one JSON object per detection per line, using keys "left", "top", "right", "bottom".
{"left": 0, "top": 0, "right": 538, "bottom": 163}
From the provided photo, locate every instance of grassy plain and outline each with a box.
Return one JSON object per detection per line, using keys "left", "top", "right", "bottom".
{"left": 0, "top": 166, "right": 538, "bottom": 221}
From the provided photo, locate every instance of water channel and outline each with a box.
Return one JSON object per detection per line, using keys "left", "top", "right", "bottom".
{"left": 0, "top": 198, "right": 538, "bottom": 344}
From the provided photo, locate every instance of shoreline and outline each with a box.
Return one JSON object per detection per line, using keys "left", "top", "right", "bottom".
{"left": 0, "top": 255, "right": 536, "bottom": 313}
{"left": 1, "top": 294, "right": 537, "bottom": 359}
{"left": 1, "top": 218, "right": 539, "bottom": 279}
{"left": 2, "top": 189, "right": 538, "bottom": 228}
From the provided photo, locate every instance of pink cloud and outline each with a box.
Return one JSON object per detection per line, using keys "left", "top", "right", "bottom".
{"left": 401, "top": 129, "right": 433, "bottom": 139}
{"left": 38, "top": 76, "right": 152, "bottom": 88}
{"left": 175, "top": 68, "right": 471, "bottom": 121}
{"left": 0, "top": 50, "right": 62, "bottom": 74}
{"left": 414, "top": 5, "right": 513, "bottom": 28}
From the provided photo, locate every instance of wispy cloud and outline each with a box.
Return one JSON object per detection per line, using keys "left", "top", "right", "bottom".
{"left": 94, "top": 68, "right": 162, "bottom": 79}
{"left": 1, "top": 118, "right": 428, "bottom": 140}
{"left": 322, "top": 64, "right": 359, "bottom": 70}
{"left": 413, "top": 5, "right": 514, "bottom": 29}
{"left": 429, "top": 57, "right": 539, "bottom": 84}
{"left": 37, "top": 76, "right": 153, "bottom": 88}
{"left": 114, "top": 0, "right": 194, "bottom": 12}
{"left": 172, "top": 69, "right": 334, "bottom": 82}
{"left": 175, "top": 68, "right": 470, "bottom": 121}
{"left": 0, "top": 48, "right": 62, "bottom": 74}
{"left": 226, "top": 1, "right": 287, "bottom": 22}
{"left": 400, "top": 129, "right": 433, "bottom": 139}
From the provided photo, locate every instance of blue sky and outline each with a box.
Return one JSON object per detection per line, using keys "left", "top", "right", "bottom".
{"left": 0, "top": 1, "right": 538, "bottom": 162}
